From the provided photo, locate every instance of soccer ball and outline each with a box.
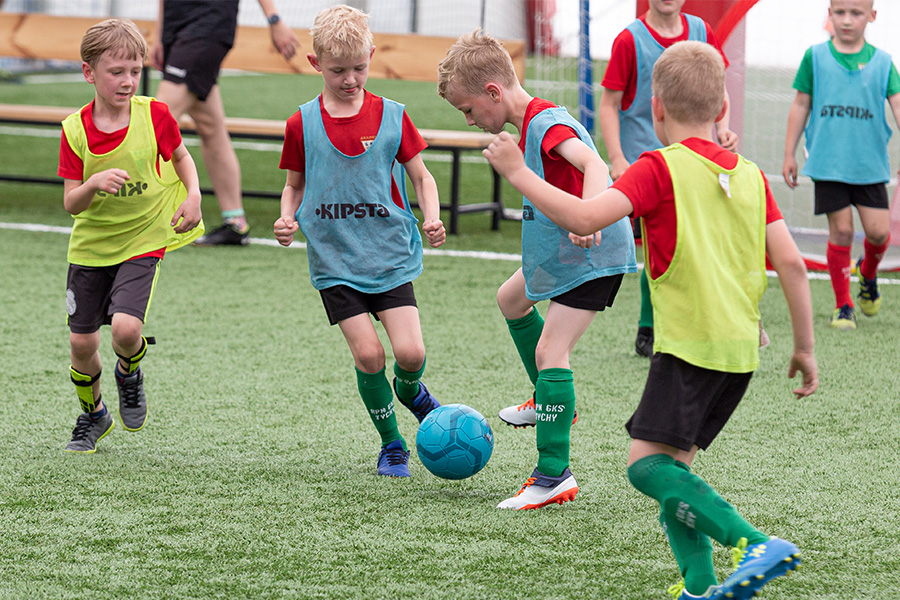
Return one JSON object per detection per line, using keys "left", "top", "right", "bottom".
{"left": 416, "top": 404, "right": 494, "bottom": 480}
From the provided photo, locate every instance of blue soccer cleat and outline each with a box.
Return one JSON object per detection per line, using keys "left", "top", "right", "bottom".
{"left": 719, "top": 537, "right": 801, "bottom": 599}
{"left": 393, "top": 379, "right": 440, "bottom": 423}
{"left": 377, "top": 439, "right": 410, "bottom": 478}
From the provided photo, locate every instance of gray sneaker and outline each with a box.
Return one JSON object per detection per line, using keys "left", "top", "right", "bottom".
{"left": 65, "top": 412, "right": 114, "bottom": 453}
{"left": 116, "top": 367, "right": 148, "bottom": 431}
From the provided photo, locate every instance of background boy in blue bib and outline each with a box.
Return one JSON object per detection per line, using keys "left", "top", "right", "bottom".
{"left": 784, "top": 0, "right": 900, "bottom": 330}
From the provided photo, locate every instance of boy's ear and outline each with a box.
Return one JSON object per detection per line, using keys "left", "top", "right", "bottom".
{"left": 651, "top": 96, "right": 664, "bottom": 123}
{"left": 82, "top": 62, "right": 95, "bottom": 84}
{"left": 716, "top": 96, "right": 729, "bottom": 124}
{"left": 307, "top": 53, "right": 321, "bottom": 71}
{"left": 370, "top": 45, "right": 376, "bottom": 59}
{"left": 485, "top": 82, "right": 502, "bottom": 102}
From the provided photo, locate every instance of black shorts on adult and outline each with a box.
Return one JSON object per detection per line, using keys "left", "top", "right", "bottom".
{"left": 319, "top": 282, "right": 417, "bottom": 326}
{"left": 66, "top": 257, "right": 161, "bottom": 334}
{"left": 625, "top": 353, "right": 753, "bottom": 452}
{"left": 162, "top": 38, "right": 230, "bottom": 101}
{"left": 813, "top": 180, "right": 889, "bottom": 215}
{"left": 552, "top": 273, "right": 623, "bottom": 312}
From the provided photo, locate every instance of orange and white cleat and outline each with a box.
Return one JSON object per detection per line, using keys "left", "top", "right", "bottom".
{"left": 496, "top": 467, "right": 579, "bottom": 510}
{"left": 498, "top": 396, "right": 578, "bottom": 428}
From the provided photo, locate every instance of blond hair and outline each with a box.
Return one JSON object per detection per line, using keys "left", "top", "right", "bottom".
{"left": 437, "top": 29, "right": 518, "bottom": 98}
{"left": 651, "top": 41, "right": 724, "bottom": 125}
{"left": 310, "top": 4, "right": 373, "bottom": 61}
{"left": 80, "top": 18, "right": 148, "bottom": 68}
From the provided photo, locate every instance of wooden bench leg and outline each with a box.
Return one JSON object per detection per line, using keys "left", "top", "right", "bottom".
{"left": 449, "top": 148, "right": 461, "bottom": 235}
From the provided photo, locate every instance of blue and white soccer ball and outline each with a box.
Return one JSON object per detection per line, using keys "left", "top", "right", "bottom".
{"left": 416, "top": 404, "right": 494, "bottom": 480}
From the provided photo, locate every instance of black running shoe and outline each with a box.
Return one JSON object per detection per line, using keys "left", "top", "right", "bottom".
{"left": 194, "top": 222, "right": 250, "bottom": 246}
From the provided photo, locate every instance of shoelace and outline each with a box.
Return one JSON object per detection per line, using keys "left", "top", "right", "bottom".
{"left": 666, "top": 581, "right": 685, "bottom": 599}
{"left": 382, "top": 448, "right": 408, "bottom": 466}
{"left": 513, "top": 476, "right": 537, "bottom": 497}
{"left": 517, "top": 397, "right": 535, "bottom": 412}
{"left": 119, "top": 376, "right": 142, "bottom": 409}
{"left": 70, "top": 414, "right": 93, "bottom": 441}
{"left": 731, "top": 537, "right": 749, "bottom": 570}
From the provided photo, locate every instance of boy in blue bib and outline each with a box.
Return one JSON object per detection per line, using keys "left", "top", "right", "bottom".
{"left": 439, "top": 30, "right": 637, "bottom": 510}
{"left": 784, "top": 0, "right": 900, "bottom": 329}
{"left": 274, "top": 5, "right": 446, "bottom": 478}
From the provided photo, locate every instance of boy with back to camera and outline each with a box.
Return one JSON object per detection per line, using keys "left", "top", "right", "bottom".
{"left": 783, "top": 0, "right": 899, "bottom": 330}
{"left": 485, "top": 41, "right": 818, "bottom": 599}
{"left": 438, "top": 30, "right": 637, "bottom": 509}
{"left": 274, "top": 5, "right": 446, "bottom": 478}
{"left": 58, "top": 18, "right": 204, "bottom": 452}
{"left": 599, "top": 0, "right": 737, "bottom": 357}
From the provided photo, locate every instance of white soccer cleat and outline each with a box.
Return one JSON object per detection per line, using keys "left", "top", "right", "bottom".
{"left": 498, "top": 396, "right": 578, "bottom": 428}
{"left": 497, "top": 467, "right": 579, "bottom": 510}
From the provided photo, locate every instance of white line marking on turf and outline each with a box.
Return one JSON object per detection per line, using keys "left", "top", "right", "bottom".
{"left": 3, "top": 221, "right": 900, "bottom": 282}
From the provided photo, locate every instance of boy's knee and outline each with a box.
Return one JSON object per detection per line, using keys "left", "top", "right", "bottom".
{"left": 354, "top": 344, "right": 386, "bottom": 374}
{"left": 69, "top": 332, "right": 99, "bottom": 360}
{"left": 393, "top": 345, "right": 425, "bottom": 372}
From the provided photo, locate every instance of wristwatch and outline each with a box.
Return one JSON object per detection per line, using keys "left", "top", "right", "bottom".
{"left": 267, "top": 14, "right": 281, "bottom": 25}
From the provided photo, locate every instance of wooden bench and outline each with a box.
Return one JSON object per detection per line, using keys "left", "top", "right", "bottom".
{"left": 0, "top": 12, "right": 526, "bottom": 233}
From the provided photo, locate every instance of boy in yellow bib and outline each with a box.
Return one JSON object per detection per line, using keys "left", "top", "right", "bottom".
{"left": 484, "top": 41, "right": 818, "bottom": 600}
{"left": 58, "top": 18, "right": 203, "bottom": 452}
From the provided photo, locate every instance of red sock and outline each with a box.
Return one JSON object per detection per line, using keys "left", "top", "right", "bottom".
{"left": 827, "top": 242, "right": 852, "bottom": 308}
{"left": 860, "top": 236, "right": 891, "bottom": 280}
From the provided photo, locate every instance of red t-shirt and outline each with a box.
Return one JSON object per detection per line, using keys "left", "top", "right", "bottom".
{"left": 612, "top": 137, "right": 782, "bottom": 279}
{"left": 518, "top": 98, "right": 583, "bottom": 197}
{"left": 279, "top": 91, "right": 427, "bottom": 209}
{"left": 58, "top": 99, "right": 182, "bottom": 260}
{"left": 57, "top": 99, "right": 182, "bottom": 181}
{"left": 601, "top": 14, "right": 728, "bottom": 111}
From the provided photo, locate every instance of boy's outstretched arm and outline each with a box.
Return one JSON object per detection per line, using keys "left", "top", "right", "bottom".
{"left": 783, "top": 91, "right": 812, "bottom": 189}
{"left": 274, "top": 169, "right": 303, "bottom": 246}
{"left": 765, "top": 219, "right": 818, "bottom": 398}
{"left": 484, "top": 132, "right": 632, "bottom": 236}
{"left": 170, "top": 143, "right": 203, "bottom": 233}
{"left": 403, "top": 154, "right": 446, "bottom": 248}
{"left": 552, "top": 136, "right": 609, "bottom": 247}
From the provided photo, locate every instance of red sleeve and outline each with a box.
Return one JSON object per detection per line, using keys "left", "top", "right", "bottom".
{"left": 397, "top": 110, "right": 427, "bottom": 164}
{"left": 704, "top": 25, "right": 730, "bottom": 70}
{"left": 150, "top": 100, "right": 182, "bottom": 161}
{"left": 600, "top": 29, "right": 636, "bottom": 92}
{"left": 57, "top": 127, "right": 84, "bottom": 180}
{"left": 762, "top": 171, "right": 783, "bottom": 223}
{"left": 541, "top": 123, "right": 579, "bottom": 156}
{"left": 279, "top": 110, "right": 304, "bottom": 173}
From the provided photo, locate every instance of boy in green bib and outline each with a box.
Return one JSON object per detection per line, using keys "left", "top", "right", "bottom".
{"left": 58, "top": 18, "right": 203, "bottom": 452}
{"left": 484, "top": 41, "right": 818, "bottom": 600}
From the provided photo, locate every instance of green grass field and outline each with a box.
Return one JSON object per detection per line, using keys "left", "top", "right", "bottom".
{"left": 2, "top": 69, "right": 900, "bottom": 599}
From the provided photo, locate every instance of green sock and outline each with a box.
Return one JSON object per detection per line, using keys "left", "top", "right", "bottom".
{"left": 535, "top": 368, "right": 576, "bottom": 477}
{"left": 627, "top": 454, "right": 769, "bottom": 549}
{"left": 506, "top": 307, "right": 544, "bottom": 386}
{"left": 356, "top": 367, "right": 405, "bottom": 450}
{"left": 659, "top": 462, "right": 718, "bottom": 595}
{"left": 639, "top": 268, "right": 653, "bottom": 329}
{"left": 393, "top": 360, "right": 425, "bottom": 403}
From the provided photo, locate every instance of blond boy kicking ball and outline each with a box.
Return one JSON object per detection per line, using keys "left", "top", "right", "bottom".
{"left": 274, "top": 5, "right": 445, "bottom": 478}
{"left": 485, "top": 41, "right": 818, "bottom": 600}
{"left": 438, "top": 30, "right": 637, "bottom": 509}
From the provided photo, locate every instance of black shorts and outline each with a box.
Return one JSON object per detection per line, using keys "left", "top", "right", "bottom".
{"left": 813, "top": 181, "right": 889, "bottom": 215}
{"left": 552, "top": 273, "right": 623, "bottom": 312}
{"left": 625, "top": 353, "right": 753, "bottom": 452}
{"left": 66, "top": 257, "right": 161, "bottom": 334}
{"left": 162, "top": 38, "right": 230, "bottom": 101}
{"left": 319, "top": 282, "right": 417, "bottom": 326}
